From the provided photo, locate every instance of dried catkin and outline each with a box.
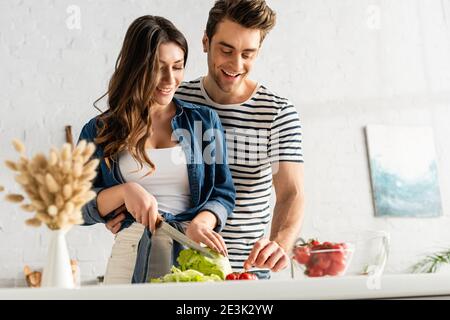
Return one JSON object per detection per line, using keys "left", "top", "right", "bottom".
{"left": 47, "top": 205, "right": 58, "bottom": 216}
{"left": 82, "top": 144, "right": 96, "bottom": 162}
{"left": 55, "top": 194, "right": 64, "bottom": 209}
{"left": 64, "top": 201, "right": 75, "bottom": 214}
{"left": 12, "top": 139, "right": 26, "bottom": 154}
{"left": 32, "top": 154, "right": 48, "bottom": 171}
{"left": 49, "top": 149, "right": 58, "bottom": 166}
{"left": 45, "top": 173, "right": 60, "bottom": 193}
{"left": 4, "top": 160, "right": 18, "bottom": 171}
{"left": 31, "top": 200, "right": 46, "bottom": 211}
{"left": 36, "top": 211, "right": 52, "bottom": 223}
{"left": 25, "top": 218, "right": 42, "bottom": 227}
{"left": 15, "top": 174, "right": 30, "bottom": 186}
{"left": 73, "top": 162, "right": 83, "bottom": 178}
{"left": 5, "top": 140, "right": 98, "bottom": 230}
{"left": 62, "top": 184, "right": 73, "bottom": 200}
{"left": 21, "top": 204, "right": 35, "bottom": 212}
{"left": 73, "top": 140, "right": 86, "bottom": 158}
{"left": 80, "top": 171, "right": 97, "bottom": 182}
{"left": 62, "top": 161, "right": 72, "bottom": 174}
{"left": 34, "top": 174, "right": 45, "bottom": 185}
{"left": 24, "top": 185, "right": 38, "bottom": 198}
{"left": 38, "top": 186, "right": 51, "bottom": 206}
{"left": 5, "top": 194, "right": 24, "bottom": 203}
{"left": 83, "top": 159, "right": 99, "bottom": 174}
{"left": 61, "top": 144, "right": 72, "bottom": 161}
{"left": 17, "top": 158, "right": 29, "bottom": 172}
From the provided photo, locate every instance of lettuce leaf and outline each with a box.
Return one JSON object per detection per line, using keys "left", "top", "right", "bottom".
{"left": 176, "top": 248, "right": 232, "bottom": 280}
{"left": 150, "top": 248, "right": 232, "bottom": 283}
{"left": 150, "top": 266, "right": 222, "bottom": 283}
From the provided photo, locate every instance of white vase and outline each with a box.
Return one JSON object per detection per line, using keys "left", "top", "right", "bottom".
{"left": 41, "top": 228, "right": 74, "bottom": 289}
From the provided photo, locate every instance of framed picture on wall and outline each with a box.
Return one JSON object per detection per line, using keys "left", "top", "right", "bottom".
{"left": 365, "top": 125, "right": 443, "bottom": 218}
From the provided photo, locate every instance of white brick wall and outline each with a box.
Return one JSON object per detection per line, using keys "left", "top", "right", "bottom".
{"left": 1, "top": 0, "right": 450, "bottom": 286}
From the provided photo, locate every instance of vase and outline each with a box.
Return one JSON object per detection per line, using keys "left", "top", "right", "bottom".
{"left": 41, "top": 228, "right": 74, "bottom": 289}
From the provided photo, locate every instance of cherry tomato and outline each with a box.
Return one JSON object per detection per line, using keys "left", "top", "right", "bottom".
{"left": 307, "top": 266, "right": 324, "bottom": 277}
{"left": 327, "top": 261, "right": 346, "bottom": 276}
{"left": 315, "top": 254, "right": 331, "bottom": 270}
{"left": 310, "top": 240, "right": 320, "bottom": 247}
{"left": 330, "top": 250, "right": 345, "bottom": 263}
{"left": 325, "top": 264, "right": 339, "bottom": 276}
{"left": 238, "top": 272, "right": 258, "bottom": 280}
{"left": 322, "top": 242, "right": 333, "bottom": 249}
{"left": 225, "top": 272, "right": 240, "bottom": 280}
{"left": 294, "top": 246, "right": 311, "bottom": 264}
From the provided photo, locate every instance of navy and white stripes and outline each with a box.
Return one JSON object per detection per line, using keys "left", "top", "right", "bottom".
{"left": 175, "top": 78, "right": 303, "bottom": 271}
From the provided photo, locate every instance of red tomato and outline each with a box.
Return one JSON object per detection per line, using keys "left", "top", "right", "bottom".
{"left": 311, "top": 245, "right": 319, "bottom": 251}
{"left": 307, "top": 266, "right": 324, "bottom": 277}
{"left": 315, "top": 254, "right": 331, "bottom": 270}
{"left": 225, "top": 272, "right": 240, "bottom": 280}
{"left": 294, "top": 246, "right": 311, "bottom": 264}
{"left": 238, "top": 272, "right": 258, "bottom": 280}
{"left": 322, "top": 242, "right": 333, "bottom": 249}
{"left": 326, "top": 243, "right": 348, "bottom": 263}
{"left": 325, "top": 264, "right": 339, "bottom": 276}
{"left": 310, "top": 240, "right": 320, "bottom": 247}
{"left": 327, "top": 261, "right": 346, "bottom": 276}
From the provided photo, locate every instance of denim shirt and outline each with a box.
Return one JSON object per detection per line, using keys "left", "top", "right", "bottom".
{"left": 78, "top": 97, "right": 236, "bottom": 283}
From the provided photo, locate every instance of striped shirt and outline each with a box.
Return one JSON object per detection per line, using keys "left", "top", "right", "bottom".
{"left": 175, "top": 77, "right": 304, "bottom": 271}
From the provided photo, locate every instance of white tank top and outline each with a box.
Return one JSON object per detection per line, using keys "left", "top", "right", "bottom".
{"left": 118, "top": 145, "right": 191, "bottom": 215}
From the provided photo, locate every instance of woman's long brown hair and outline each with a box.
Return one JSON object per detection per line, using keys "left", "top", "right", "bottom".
{"left": 94, "top": 15, "right": 188, "bottom": 175}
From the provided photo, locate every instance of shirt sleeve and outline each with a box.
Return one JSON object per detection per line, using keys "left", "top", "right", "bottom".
{"left": 199, "top": 110, "right": 236, "bottom": 232}
{"left": 268, "top": 102, "right": 304, "bottom": 164}
{"left": 77, "top": 119, "right": 108, "bottom": 225}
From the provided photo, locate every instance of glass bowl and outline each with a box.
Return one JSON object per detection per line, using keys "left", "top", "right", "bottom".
{"left": 291, "top": 241, "right": 355, "bottom": 278}
{"left": 346, "top": 230, "right": 390, "bottom": 276}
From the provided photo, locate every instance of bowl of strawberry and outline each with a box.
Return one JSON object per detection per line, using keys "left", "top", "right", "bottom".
{"left": 291, "top": 239, "right": 355, "bottom": 278}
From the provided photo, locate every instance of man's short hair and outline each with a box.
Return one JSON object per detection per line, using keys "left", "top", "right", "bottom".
{"left": 206, "top": 0, "right": 276, "bottom": 44}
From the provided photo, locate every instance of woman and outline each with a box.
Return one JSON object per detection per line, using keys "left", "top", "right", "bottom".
{"left": 78, "top": 15, "right": 235, "bottom": 284}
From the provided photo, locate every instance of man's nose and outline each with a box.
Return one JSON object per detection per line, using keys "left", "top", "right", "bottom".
{"left": 230, "top": 53, "right": 243, "bottom": 71}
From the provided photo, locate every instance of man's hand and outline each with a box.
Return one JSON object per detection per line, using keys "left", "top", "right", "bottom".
{"left": 243, "top": 238, "right": 289, "bottom": 272}
{"left": 105, "top": 205, "right": 127, "bottom": 234}
{"left": 105, "top": 213, "right": 125, "bottom": 234}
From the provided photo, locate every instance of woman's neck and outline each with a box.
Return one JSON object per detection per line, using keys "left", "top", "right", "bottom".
{"left": 150, "top": 101, "right": 176, "bottom": 119}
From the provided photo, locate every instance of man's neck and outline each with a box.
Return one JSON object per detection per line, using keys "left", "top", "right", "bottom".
{"left": 203, "top": 75, "right": 257, "bottom": 105}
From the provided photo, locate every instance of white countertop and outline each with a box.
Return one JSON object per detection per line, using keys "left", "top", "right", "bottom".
{"left": 0, "top": 273, "right": 449, "bottom": 300}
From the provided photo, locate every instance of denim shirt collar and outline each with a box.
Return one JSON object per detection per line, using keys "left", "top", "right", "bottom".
{"left": 173, "top": 97, "right": 200, "bottom": 115}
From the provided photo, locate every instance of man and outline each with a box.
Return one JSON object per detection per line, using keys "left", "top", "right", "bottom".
{"left": 107, "top": 0, "right": 305, "bottom": 278}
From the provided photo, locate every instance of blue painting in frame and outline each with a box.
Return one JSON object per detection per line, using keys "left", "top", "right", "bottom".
{"left": 365, "top": 125, "right": 442, "bottom": 218}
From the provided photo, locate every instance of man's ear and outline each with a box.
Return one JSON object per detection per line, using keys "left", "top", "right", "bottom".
{"left": 202, "top": 32, "right": 209, "bottom": 53}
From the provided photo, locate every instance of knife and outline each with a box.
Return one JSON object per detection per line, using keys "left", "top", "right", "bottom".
{"left": 155, "top": 216, "right": 216, "bottom": 259}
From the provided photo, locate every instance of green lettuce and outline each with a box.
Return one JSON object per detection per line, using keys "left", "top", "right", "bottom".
{"left": 176, "top": 248, "right": 232, "bottom": 280}
{"left": 150, "top": 248, "right": 232, "bottom": 283}
{"left": 150, "top": 266, "right": 222, "bottom": 283}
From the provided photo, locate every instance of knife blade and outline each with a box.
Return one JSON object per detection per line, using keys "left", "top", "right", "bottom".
{"left": 155, "top": 216, "right": 216, "bottom": 259}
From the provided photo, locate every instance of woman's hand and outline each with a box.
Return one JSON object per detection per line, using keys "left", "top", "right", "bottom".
{"left": 185, "top": 212, "right": 228, "bottom": 257}
{"left": 122, "top": 182, "right": 159, "bottom": 233}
